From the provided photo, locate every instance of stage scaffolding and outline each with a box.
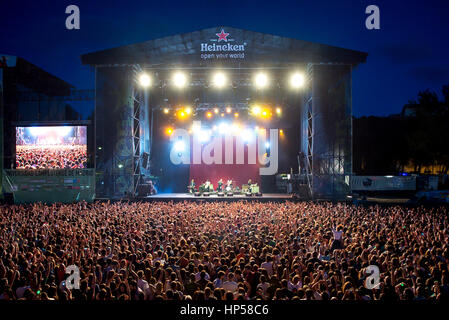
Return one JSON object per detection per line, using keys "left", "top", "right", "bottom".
{"left": 94, "top": 63, "right": 354, "bottom": 199}
{"left": 94, "top": 65, "right": 151, "bottom": 198}
{"left": 301, "top": 63, "right": 353, "bottom": 199}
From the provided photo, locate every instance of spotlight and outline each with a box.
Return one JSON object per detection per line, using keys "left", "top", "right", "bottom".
{"left": 219, "top": 123, "right": 229, "bottom": 134}
{"left": 214, "top": 108, "right": 219, "bottom": 114}
{"left": 212, "top": 72, "right": 227, "bottom": 88}
{"left": 234, "top": 112, "right": 239, "bottom": 118}
{"left": 163, "top": 108, "right": 169, "bottom": 114}
{"left": 174, "top": 140, "right": 185, "bottom": 152}
{"left": 192, "top": 123, "right": 201, "bottom": 133}
{"left": 265, "top": 142, "right": 270, "bottom": 149}
{"left": 290, "top": 72, "right": 305, "bottom": 88}
{"left": 221, "top": 113, "right": 225, "bottom": 117}
{"left": 212, "top": 125, "right": 218, "bottom": 131}
{"left": 118, "top": 164, "right": 124, "bottom": 169}
{"left": 254, "top": 73, "right": 268, "bottom": 88}
{"left": 276, "top": 107, "right": 281, "bottom": 115}
{"left": 251, "top": 106, "right": 261, "bottom": 116}
{"left": 138, "top": 73, "right": 151, "bottom": 87}
{"left": 173, "top": 72, "right": 187, "bottom": 88}
{"left": 199, "top": 130, "right": 211, "bottom": 142}
{"left": 185, "top": 107, "right": 192, "bottom": 115}
{"left": 165, "top": 127, "right": 174, "bottom": 135}
{"left": 226, "top": 107, "right": 232, "bottom": 114}
{"left": 242, "top": 129, "right": 254, "bottom": 142}
{"left": 262, "top": 110, "right": 267, "bottom": 117}
{"left": 279, "top": 129, "right": 284, "bottom": 135}
{"left": 206, "top": 112, "right": 213, "bottom": 119}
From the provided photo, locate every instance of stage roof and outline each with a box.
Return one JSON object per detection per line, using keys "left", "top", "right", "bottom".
{"left": 81, "top": 26, "right": 368, "bottom": 68}
{"left": 1, "top": 54, "right": 74, "bottom": 96}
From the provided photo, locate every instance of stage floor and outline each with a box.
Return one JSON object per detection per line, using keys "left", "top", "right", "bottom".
{"left": 144, "top": 193, "right": 293, "bottom": 201}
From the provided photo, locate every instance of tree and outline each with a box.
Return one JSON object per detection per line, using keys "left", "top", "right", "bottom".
{"left": 402, "top": 86, "right": 449, "bottom": 173}
{"left": 354, "top": 85, "right": 449, "bottom": 175}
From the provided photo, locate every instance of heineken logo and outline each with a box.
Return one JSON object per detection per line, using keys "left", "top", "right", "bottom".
{"left": 200, "top": 29, "right": 246, "bottom": 60}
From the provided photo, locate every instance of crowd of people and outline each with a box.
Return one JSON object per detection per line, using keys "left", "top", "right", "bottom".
{"left": 15, "top": 145, "right": 87, "bottom": 170}
{"left": 0, "top": 200, "right": 448, "bottom": 301}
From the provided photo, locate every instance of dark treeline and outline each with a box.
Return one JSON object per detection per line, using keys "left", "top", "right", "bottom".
{"left": 354, "top": 85, "right": 449, "bottom": 175}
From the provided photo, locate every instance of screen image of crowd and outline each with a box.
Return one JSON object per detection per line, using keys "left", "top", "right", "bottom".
{"left": 0, "top": 201, "right": 448, "bottom": 301}
{"left": 15, "top": 126, "right": 87, "bottom": 170}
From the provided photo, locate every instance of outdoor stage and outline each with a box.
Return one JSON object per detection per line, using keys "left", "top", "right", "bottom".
{"left": 80, "top": 26, "right": 363, "bottom": 203}
{"left": 143, "top": 193, "right": 294, "bottom": 202}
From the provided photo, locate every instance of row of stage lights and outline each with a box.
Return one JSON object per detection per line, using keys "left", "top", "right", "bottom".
{"left": 138, "top": 71, "right": 305, "bottom": 89}
{"left": 165, "top": 123, "right": 284, "bottom": 140}
{"left": 163, "top": 105, "right": 282, "bottom": 120}
{"left": 167, "top": 125, "right": 284, "bottom": 153}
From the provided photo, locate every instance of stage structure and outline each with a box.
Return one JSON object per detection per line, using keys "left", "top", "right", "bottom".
{"left": 82, "top": 27, "right": 367, "bottom": 199}
{"left": 1, "top": 54, "right": 95, "bottom": 203}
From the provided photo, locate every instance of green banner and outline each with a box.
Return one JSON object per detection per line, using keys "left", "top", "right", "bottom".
{"left": 2, "top": 169, "right": 95, "bottom": 204}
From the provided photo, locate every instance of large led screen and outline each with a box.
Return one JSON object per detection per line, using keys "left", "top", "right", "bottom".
{"left": 15, "top": 126, "right": 87, "bottom": 169}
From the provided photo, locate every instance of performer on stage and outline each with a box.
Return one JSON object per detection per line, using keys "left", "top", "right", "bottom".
{"left": 226, "top": 179, "right": 233, "bottom": 192}
{"left": 217, "top": 178, "right": 223, "bottom": 192}
{"left": 148, "top": 180, "right": 157, "bottom": 195}
{"left": 247, "top": 179, "right": 252, "bottom": 192}
{"left": 188, "top": 179, "right": 196, "bottom": 193}
{"left": 200, "top": 179, "right": 212, "bottom": 192}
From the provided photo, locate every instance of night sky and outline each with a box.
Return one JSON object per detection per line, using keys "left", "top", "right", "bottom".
{"left": 1, "top": 0, "right": 448, "bottom": 117}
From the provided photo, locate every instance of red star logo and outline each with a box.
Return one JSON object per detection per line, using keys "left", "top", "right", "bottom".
{"left": 216, "top": 29, "right": 229, "bottom": 42}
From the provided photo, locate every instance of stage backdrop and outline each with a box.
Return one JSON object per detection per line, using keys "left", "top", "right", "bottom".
{"left": 162, "top": 124, "right": 281, "bottom": 193}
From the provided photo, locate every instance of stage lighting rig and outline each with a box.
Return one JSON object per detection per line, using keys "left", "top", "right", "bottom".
{"left": 242, "top": 129, "right": 254, "bottom": 142}
{"left": 251, "top": 105, "right": 261, "bottom": 116}
{"left": 218, "top": 122, "right": 229, "bottom": 134}
{"left": 290, "top": 72, "right": 305, "bottom": 88}
{"left": 254, "top": 73, "right": 269, "bottom": 88}
{"left": 198, "top": 130, "right": 211, "bottom": 142}
{"left": 174, "top": 140, "right": 186, "bottom": 152}
{"left": 173, "top": 72, "right": 187, "bottom": 88}
{"left": 138, "top": 73, "right": 151, "bottom": 87}
{"left": 191, "top": 122, "right": 201, "bottom": 133}
{"left": 165, "top": 127, "right": 174, "bottom": 136}
{"left": 212, "top": 72, "right": 227, "bottom": 88}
